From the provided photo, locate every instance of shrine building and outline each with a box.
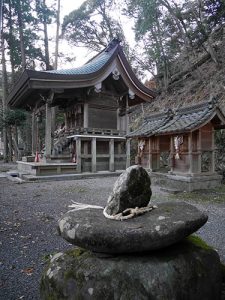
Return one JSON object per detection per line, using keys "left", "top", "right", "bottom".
{"left": 7, "top": 39, "right": 156, "bottom": 177}
{"left": 128, "top": 100, "right": 225, "bottom": 191}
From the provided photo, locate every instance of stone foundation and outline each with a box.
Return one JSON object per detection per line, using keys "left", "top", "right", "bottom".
{"left": 151, "top": 172, "right": 222, "bottom": 192}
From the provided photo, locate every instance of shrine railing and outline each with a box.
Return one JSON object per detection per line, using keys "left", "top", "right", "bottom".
{"left": 65, "top": 127, "right": 126, "bottom": 137}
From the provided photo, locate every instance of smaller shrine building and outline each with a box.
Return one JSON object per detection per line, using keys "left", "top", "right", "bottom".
{"left": 128, "top": 100, "right": 225, "bottom": 191}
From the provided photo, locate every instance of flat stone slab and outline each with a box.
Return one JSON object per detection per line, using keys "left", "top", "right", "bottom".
{"left": 58, "top": 202, "right": 208, "bottom": 254}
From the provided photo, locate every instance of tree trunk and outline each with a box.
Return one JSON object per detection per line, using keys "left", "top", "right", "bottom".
{"left": 51, "top": 0, "right": 61, "bottom": 136}
{"left": 54, "top": 0, "right": 60, "bottom": 70}
{"left": 8, "top": 0, "right": 16, "bottom": 83}
{"left": 43, "top": 0, "right": 50, "bottom": 70}
{"left": 0, "top": 0, "right": 3, "bottom": 35}
{"left": 1, "top": 26, "right": 9, "bottom": 162}
{"left": 7, "top": 127, "right": 13, "bottom": 162}
{"left": 16, "top": 0, "right": 26, "bottom": 70}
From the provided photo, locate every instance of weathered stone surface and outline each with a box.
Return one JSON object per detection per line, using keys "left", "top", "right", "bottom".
{"left": 58, "top": 202, "right": 208, "bottom": 253}
{"left": 104, "top": 165, "right": 152, "bottom": 216}
{"left": 40, "top": 236, "right": 222, "bottom": 300}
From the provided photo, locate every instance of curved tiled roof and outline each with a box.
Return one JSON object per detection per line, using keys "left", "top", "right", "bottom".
{"left": 46, "top": 45, "right": 116, "bottom": 75}
{"left": 128, "top": 111, "right": 172, "bottom": 137}
{"left": 7, "top": 39, "right": 157, "bottom": 108}
{"left": 128, "top": 100, "right": 225, "bottom": 137}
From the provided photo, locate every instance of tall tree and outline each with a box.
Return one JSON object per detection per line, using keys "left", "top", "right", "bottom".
{"left": 14, "top": 0, "right": 26, "bottom": 69}
{"left": 1, "top": 30, "right": 9, "bottom": 161}
{"left": 124, "top": 0, "right": 225, "bottom": 89}
{"left": 54, "top": 0, "right": 60, "bottom": 70}
{"left": 35, "top": 0, "right": 56, "bottom": 70}
{"left": 62, "top": 0, "right": 128, "bottom": 52}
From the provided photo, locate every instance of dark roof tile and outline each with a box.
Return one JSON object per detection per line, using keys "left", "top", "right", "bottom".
{"left": 46, "top": 48, "right": 114, "bottom": 75}
{"left": 130, "top": 100, "right": 225, "bottom": 137}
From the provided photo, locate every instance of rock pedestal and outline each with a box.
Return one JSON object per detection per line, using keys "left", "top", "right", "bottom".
{"left": 40, "top": 166, "right": 223, "bottom": 300}
{"left": 41, "top": 237, "right": 222, "bottom": 300}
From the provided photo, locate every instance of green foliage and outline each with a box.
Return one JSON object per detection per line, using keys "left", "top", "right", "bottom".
{"left": 3, "top": 0, "right": 56, "bottom": 73}
{"left": 123, "top": 0, "right": 225, "bottom": 88}
{"left": 62, "top": 0, "right": 128, "bottom": 52}
{"left": 0, "top": 108, "right": 27, "bottom": 128}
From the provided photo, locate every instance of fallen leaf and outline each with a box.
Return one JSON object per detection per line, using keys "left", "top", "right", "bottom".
{"left": 21, "top": 267, "right": 34, "bottom": 275}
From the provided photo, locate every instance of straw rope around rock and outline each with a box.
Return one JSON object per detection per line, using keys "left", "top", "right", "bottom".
{"left": 69, "top": 201, "right": 157, "bottom": 221}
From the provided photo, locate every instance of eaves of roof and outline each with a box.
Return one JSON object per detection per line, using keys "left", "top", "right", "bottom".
{"left": 7, "top": 40, "right": 157, "bottom": 108}
{"left": 156, "top": 102, "right": 214, "bottom": 135}
{"left": 129, "top": 101, "right": 225, "bottom": 138}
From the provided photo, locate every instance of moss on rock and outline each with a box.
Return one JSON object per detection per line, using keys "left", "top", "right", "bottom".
{"left": 186, "top": 235, "right": 213, "bottom": 251}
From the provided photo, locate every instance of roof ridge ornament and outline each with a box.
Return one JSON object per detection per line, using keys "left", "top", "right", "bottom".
{"left": 112, "top": 68, "right": 120, "bottom": 80}
{"left": 105, "top": 38, "right": 121, "bottom": 52}
{"left": 94, "top": 82, "right": 102, "bottom": 93}
{"left": 208, "top": 96, "right": 218, "bottom": 109}
{"left": 129, "top": 89, "right": 135, "bottom": 99}
{"left": 165, "top": 108, "right": 174, "bottom": 118}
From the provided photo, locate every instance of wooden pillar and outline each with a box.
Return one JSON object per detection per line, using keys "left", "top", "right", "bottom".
{"left": 169, "top": 136, "right": 174, "bottom": 173}
{"left": 188, "top": 132, "right": 193, "bottom": 174}
{"left": 31, "top": 111, "right": 37, "bottom": 155}
{"left": 117, "top": 108, "right": 120, "bottom": 131}
{"left": 126, "top": 138, "right": 131, "bottom": 168}
{"left": 126, "top": 96, "right": 130, "bottom": 134}
{"left": 211, "top": 129, "right": 215, "bottom": 173}
{"left": 148, "top": 138, "right": 153, "bottom": 171}
{"left": 197, "top": 129, "right": 202, "bottom": 173}
{"left": 109, "top": 139, "right": 115, "bottom": 172}
{"left": 76, "top": 137, "right": 81, "bottom": 173}
{"left": 83, "top": 141, "right": 88, "bottom": 155}
{"left": 45, "top": 102, "right": 52, "bottom": 161}
{"left": 156, "top": 137, "right": 160, "bottom": 170}
{"left": 91, "top": 137, "right": 97, "bottom": 173}
{"left": 83, "top": 103, "right": 88, "bottom": 128}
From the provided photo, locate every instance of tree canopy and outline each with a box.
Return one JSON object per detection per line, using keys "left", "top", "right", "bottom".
{"left": 62, "top": 0, "right": 127, "bottom": 52}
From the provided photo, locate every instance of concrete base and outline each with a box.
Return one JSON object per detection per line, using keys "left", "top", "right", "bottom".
{"left": 21, "top": 170, "right": 123, "bottom": 182}
{"left": 22, "top": 156, "right": 35, "bottom": 162}
{"left": 17, "top": 161, "right": 77, "bottom": 176}
{"left": 16, "top": 161, "right": 123, "bottom": 181}
{"left": 151, "top": 172, "right": 223, "bottom": 192}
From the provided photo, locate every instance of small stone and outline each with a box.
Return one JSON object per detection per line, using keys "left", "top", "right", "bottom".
{"left": 88, "top": 288, "right": 94, "bottom": 295}
{"left": 104, "top": 165, "right": 152, "bottom": 216}
{"left": 155, "top": 225, "right": 160, "bottom": 231}
{"left": 158, "top": 216, "right": 166, "bottom": 220}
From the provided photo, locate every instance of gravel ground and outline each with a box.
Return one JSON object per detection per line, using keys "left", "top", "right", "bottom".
{"left": 0, "top": 165, "right": 225, "bottom": 300}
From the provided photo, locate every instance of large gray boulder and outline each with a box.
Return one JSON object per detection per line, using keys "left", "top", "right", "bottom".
{"left": 104, "top": 165, "right": 152, "bottom": 216}
{"left": 58, "top": 202, "right": 208, "bottom": 254}
{"left": 40, "top": 236, "right": 222, "bottom": 300}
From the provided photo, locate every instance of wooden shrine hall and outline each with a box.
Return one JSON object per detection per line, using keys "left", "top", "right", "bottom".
{"left": 128, "top": 100, "right": 225, "bottom": 191}
{"left": 7, "top": 39, "right": 156, "bottom": 177}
